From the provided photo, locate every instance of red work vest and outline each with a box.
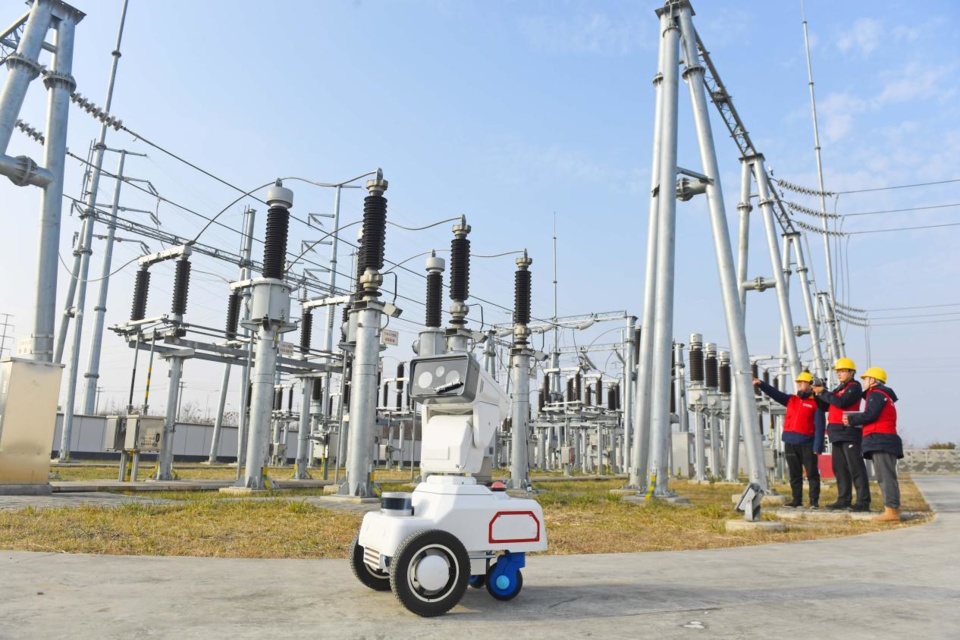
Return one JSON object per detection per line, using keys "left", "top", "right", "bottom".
{"left": 784, "top": 395, "right": 817, "bottom": 436}
{"left": 862, "top": 388, "right": 898, "bottom": 437}
{"left": 827, "top": 380, "right": 861, "bottom": 424}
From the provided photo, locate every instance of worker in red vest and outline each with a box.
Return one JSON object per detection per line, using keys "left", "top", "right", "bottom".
{"left": 754, "top": 371, "right": 825, "bottom": 508}
{"left": 843, "top": 367, "right": 902, "bottom": 523}
{"left": 812, "top": 357, "right": 870, "bottom": 512}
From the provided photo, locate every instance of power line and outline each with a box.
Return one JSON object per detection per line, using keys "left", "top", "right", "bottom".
{"left": 847, "top": 221, "right": 960, "bottom": 235}
{"left": 64, "top": 166, "right": 529, "bottom": 331}
{"left": 871, "top": 318, "right": 960, "bottom": 327}
{"left": 869, "top": 311, "right": 960, "bottom": 321}
{"left": 843, "top": 202, "right": 960, "bottom": 217}
{"left": 868, "top": 302, "right": 960, "bottom": 312}
{"left": 54, "top": 119, "right": 557, "bottom": 329}
{"left": 836, "top": 178, "right": 960, "bottom": 195}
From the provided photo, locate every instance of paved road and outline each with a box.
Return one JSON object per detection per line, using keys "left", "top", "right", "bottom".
{"left": 1, "top": 475, "right": 957, "bottom": 639}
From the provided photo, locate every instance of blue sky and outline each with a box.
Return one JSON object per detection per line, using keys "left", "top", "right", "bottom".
{"left": 2, "top": 0, "right": 958, "bottom": 446}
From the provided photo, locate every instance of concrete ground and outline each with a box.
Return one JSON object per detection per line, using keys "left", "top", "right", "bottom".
{"left": 1, "top": 475, "right": 957, "bottom": 639}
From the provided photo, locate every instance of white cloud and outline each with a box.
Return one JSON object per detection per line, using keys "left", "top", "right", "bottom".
{"left": 818, "top": 92, "right": 867, "bottom": 143}
{"left": 519, "top": 12, "right": 649, "bottom": 56}
{"left": 837, "top": 18, "right": 883, "bottom": 57}
{"left": 694, "top": 7, "right": 752, "bottom": 48}
{"left": 875, "top": 62, "right": 956, "bottom": 105}
{"left": 809, "top": 59, "right": 957, "bottom": 144}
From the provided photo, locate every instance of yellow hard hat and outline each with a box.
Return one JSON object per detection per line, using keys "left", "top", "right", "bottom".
{"left": 796, "top": 371, "right": 814, "bottom": 383}
{"left": 861, "top": 366, "right": 887, "bottom": 384}
{"left": 834, "top": 357, "right": 856, "bottom": 371}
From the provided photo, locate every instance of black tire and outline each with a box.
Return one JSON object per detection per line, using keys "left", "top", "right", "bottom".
{"left": 389, "top": 529, "right": 470, "bottom": 617}
{"left": 350, "top": 533, "right": 391, "bottom": 591}
{"left": 468, "top": 574, "right": 486, "bottom": 589}
{"left": 485, "top": 564, "right": 523, "bottom": 601}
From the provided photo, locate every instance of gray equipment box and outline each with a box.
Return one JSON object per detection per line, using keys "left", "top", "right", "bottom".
{"left": 103, "top": 416, "right": 126, "bottom": 451}
{"left": 103, "top": 415, "right": 163, "bottom": 452}
{"left": 132, "top": 416, "right": 164, "bottom": 452}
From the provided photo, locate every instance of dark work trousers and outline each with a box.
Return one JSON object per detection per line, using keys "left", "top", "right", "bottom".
{"left": 832, "top": 439, "right": 871, "bottom": 507}
{"left": 784, "top": 442, "right": 820, "bottom": 505}
{"left": 872, "top": 452, "right": 901, "bottom": 509}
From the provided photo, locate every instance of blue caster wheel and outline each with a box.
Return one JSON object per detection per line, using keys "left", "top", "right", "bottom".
{"left": 468, "top": 575, "right": 486, "bottom": 589}
{"left": 485, "top": 562, "right": 523, "bottom": 601}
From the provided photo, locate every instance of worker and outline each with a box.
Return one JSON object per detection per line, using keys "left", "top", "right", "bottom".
{"left": 812, "top": 358, "right": 870, "bottom": 511}
{"left": 754, "top": 371, "right": 824, "bottom": 508}
{"left": 843, "top": 367, "right": 902, "bottom": 523}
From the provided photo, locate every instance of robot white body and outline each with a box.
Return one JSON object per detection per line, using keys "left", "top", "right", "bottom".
{"left": 358, "top": 476, "right": 546, "bottom": 564}
{"left": 350, "top": 352, "right": 548, "bottom": 617}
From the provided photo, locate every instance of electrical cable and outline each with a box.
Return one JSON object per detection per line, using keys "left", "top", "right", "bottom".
{"left": 57, "top": 251, "right": 141, "bottom": 283}
{"left": 386, "top": 217, "right": 460, "bottom": 231}
{"left": 472, "top": 250, "right": 526, "bottom": 259}
{"left": 869, "top": 311, "right": 960, "bottom": 321}
{"left": 871, "top": 318, "right": 960, "bottom": 326}
{"left": 869, "top": 302, "right": 960, "bottom": 311}
{"left": 842, "top": 202, "right": 960, "bottom": 217}
{"left": 836, "top": 178, "right": 960, "bottom": 195}
{"left": 847, "top": 222, "right": 960, "bottom": 235}
{"left": 61, "top": 132, "right": 552, "bottom": 330}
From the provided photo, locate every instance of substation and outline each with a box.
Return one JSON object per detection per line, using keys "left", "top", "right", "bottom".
{"left": 0, "top": 0, "right": 878, "bottom": 617}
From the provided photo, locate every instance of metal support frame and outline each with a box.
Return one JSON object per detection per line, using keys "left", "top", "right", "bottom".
{"left": 509, "top": 348, "right": 531, "bottom": 489}
{"left": 321, "top": 185, "right": 344, "bottom": 434}
{"left": 0, "top": 0, "right": 64, "bottom": 193}
{"left": 646, "top": 4, "right": 681, "bottom": 497}
{"left": 207, "top": 207, "right": 256, "bottom": 463}
{"left": 32, "top": 2, "right": 83, "bottom": 361}
{"left": 342, "top": 174, "right": 389, "bottom": 497}
{"left": 751, "top": 155, "right": 801, "bottom": 383}
{"left": 344, "top": 301, "right": 382, "bottom": 496}
{"left": 293, "top": 376, "right": 313, "bottom": 479}
{"left": 83, "top": 149, "right": 146, "bottom": 413}
{"left": 630, "top": 5, "right": 672, "bottom": 492}
{"left": 243, "top": 321, "right": 281, "bottom": 488}
{"left": 58, "top": 149, "right": 129, "bottom": 460}
{"left": 154, "top": 347, "right": 190, "bottom": 480}
{"left": 790, "top": 234, "right": 827, "bottom": 377}
{"left": 622, "top": 316, "right": 636, "bottom": 476}
{"left": 676, "top": 3, "right": 767, "bottom": 490}
{"left": 55, "top": 0, "right": 127, "bottom": 365}
{"left": 238, "top": 183, "right": 297, "bottom": 490}
{"left": 672, "top": 341, "right": 689, "bottom": 477}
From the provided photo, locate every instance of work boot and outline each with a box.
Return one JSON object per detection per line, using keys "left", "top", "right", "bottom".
{"left": 873, "top": 507, "right": 901, "bottom": 523}
{"left": 849, "top": 503, "right": 871, "bottom": 513}
{"left": 825, "top": 502, "right": 850, "bottom": 510}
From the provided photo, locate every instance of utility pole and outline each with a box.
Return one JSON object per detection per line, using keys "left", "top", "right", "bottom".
{"left": 0, "top": 313, "right": 13, "bottom": 358}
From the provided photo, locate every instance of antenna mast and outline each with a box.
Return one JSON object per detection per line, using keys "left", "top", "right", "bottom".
{"left": 801, "top": 1, "right": 838, "bottom": 310}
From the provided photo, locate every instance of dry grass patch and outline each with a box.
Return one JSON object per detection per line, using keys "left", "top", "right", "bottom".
{"left": 0, "top": 473, "right": 932, "bottom": 558}
{"left": 0, "top": 500, "right": 360, "bottom": 558}
{"left": 540, "top": 476, "right": 931, "bottom": 555}
{"left": 52, "top": 462, "right": 243, "bottom": 482}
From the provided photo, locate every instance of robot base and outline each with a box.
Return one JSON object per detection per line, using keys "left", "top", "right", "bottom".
{"left": 351, "top": 475, "right": 548, "bottom": 617}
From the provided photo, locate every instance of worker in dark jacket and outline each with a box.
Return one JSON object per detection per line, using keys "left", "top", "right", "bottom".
{"left": 812, "top": 357, "right": 870, "bottom": 511}
{"left": 844, "top": 367, "right": 903, "bottom": 523}
{"left": 754, "top": 371, "right": 825, "bottom": 508}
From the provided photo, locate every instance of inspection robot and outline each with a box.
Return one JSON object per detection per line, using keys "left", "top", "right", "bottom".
{"left": 350, "top": 352, "right": 548, "bottom": 617}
